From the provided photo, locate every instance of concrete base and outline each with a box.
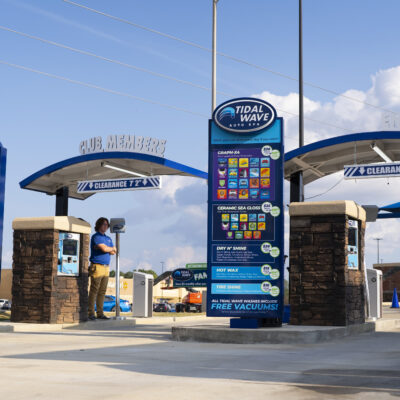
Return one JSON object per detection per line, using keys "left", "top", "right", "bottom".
{"left": 0, "top": 318, "right": 136, "bottom": 332}
{"left": 172, "top": 322, "right": 376, "bottom": 344}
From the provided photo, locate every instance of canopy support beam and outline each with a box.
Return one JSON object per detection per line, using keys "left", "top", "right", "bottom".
{"left": 55, "top": 186, "right": 69, "bottom": 216}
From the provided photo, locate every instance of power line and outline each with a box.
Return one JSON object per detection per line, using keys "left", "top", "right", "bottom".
{"left": 0, "top": 26, "right": 358, "bottom": 135}
{"left": 62, "top": 0, "right": 400, "bottom": 117}
{"left": 0, "top": 60, "right": 208, "bottom": 118}
{"left": 0, "top": 25, "right": 211, "bottom": 93}
{"left": 305, "top": 176, "right": 344, "bottom": 199}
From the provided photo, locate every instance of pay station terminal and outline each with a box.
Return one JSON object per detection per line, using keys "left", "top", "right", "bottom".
{"left": 57, "top": 232, "right": 80, "bottom": 276}
{"left": 347, "top": 219, "right": 359, "bottom": 270}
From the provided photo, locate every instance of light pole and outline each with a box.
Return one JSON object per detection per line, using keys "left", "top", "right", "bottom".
{"left": 211, "top": 0, "right": 219, "bottom": 114}
{"left": 290, "top": 0, "right": 305, "bottom": 203}
{"left": 160, "top": 261, "right": 165, "bottom": 275}
{"left": 373, "top": 238, "right": 383, "bottom": 264}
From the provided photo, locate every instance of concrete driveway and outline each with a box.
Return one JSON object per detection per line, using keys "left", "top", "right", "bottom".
{"left": 0, "top": 318, "right": 400, "bottom": 400}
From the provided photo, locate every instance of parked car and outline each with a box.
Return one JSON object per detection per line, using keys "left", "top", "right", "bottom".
{"left": 1, "top": 300, "right": 11, "bottom": 310}
{"left": 95, "top": 295, "right": 131, "bottom": 313}
{"left": 0, "top": 299, "right": 8, "bottom": 310}
{"left": 153, "top": 301, "right": 172, "bottom": 312}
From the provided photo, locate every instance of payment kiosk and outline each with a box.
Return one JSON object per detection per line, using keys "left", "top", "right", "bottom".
{"left": 347, "top": 219, "right": 359, "bottom": 270}
{"left": 57, "top": 232, "right": 80, "bottom": 276}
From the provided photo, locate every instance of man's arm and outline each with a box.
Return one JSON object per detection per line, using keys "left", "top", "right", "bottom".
{"left": 96, "top": 243, "right": 117, "bottom": 254}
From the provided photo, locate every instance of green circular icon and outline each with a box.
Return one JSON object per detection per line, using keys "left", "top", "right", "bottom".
{"left": 261, "top": 281, "right": 271, "bottom": 293}
{"left": 261, "top": 264, "right": 271, "bottom": 276}
{"left": 261, "top": 242, "right": 272, "bottom": 254}
{"left": 271, "top": 149, "right": 280, "bottom": 160}
{"left": 271, "top": 206, "right": 281, "bottom": 217}
{"left": 270, "top": 247, "right": 280, "bottom": 258}
{"left": 270, "top": 286, "right": 280, "bottom": 297}
{"left": 261, "top": 202, "right": 272, "bottom": 213}
{"left": 269, "top": 269, "right": 280, "bottom": 280}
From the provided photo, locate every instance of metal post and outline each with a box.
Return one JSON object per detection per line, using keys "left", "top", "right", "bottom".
{"left": 211, "top": 0, "right": 218, "bottom": 114}
{"left": 115, "top": 232, "right": 120, "bottom": 317}
{"left": 374, "top": 238, "right": 382, "bottom": 265}
{"left": 55, "top": 186, "right": 69, "bottom": 216}
{"left": 293, "top": 0, "right": 305, "bottom": 203}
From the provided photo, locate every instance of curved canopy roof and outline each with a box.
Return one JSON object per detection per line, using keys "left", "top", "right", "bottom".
{"left": 20, "top": 152, "right": 207, "bottom": 200}
{"left": 284, "top": 131, "right": 400, "bottom": 185}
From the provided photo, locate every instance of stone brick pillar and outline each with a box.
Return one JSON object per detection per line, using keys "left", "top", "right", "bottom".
{"left": 289, "top": 201, "right": 366, "bottom": 326}
{"left": 373, "top": 263, "right": 400, "bottom": 302}
{"left": 11, "top": 217, "right": 91, "bottom": 324}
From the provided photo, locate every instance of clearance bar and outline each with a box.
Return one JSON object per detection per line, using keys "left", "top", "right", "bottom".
{"left": 344, "top": 163, "right": 400, "bottom": 179}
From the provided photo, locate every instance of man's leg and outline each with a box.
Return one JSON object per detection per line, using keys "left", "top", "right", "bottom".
{"left": 88, "top": 275, "right": 101, "bottom": 317}
{"left": 96, "top": 274, "right": 109, "bottom": 317}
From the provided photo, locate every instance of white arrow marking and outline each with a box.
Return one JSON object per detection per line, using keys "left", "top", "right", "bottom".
{"left": 359, "top": 167, "right": 365, "bottom": 175}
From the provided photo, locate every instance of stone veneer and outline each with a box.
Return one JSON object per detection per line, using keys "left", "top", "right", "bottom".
{"left": 11, "top": 217, "right": 91, "bottom": 324}
{"left": 289, "top": 201, "right": 366, "bottom": 326}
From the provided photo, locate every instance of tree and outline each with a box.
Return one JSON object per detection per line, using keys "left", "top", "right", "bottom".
{"left": 138, "top": 269, "right": 158, "bottom": 279}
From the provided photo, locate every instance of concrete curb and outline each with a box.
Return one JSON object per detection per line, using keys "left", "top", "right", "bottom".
{"left": 171, "top": 322, "right": 376, "bottom": 344}
{"left": 375, "top": 318, "right": 400, "bottom": 331}
{"left": 0, "top": 318, "right": 136, "bottom": 332}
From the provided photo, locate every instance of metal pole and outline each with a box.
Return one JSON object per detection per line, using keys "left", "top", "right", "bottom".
{"left": 299, "top": 0, "right": 304, "bottom": 149}
{"left": 297, "top": 0, "right": 305, "bottom": 202}
{"left": 374, "top": 238, "right": 382, "bottom": 264}
{"left": 211, "top": 0, "right": 218, "bottom": 114}
{"left": 115, "top": 232, "right": 120, "bottom": 317}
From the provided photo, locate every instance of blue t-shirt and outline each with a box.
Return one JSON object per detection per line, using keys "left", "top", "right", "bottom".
{"left": 90, "top": 232, "right": 114, "bottom": 265}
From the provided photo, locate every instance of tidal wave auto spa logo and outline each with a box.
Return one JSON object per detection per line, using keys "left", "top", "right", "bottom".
{"left": 213, "top": 98, "right": 276, "bottom": 134}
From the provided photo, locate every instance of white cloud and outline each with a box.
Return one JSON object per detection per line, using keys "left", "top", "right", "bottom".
{"left": 255, "top": 65, "right": 400, "bottom": 268}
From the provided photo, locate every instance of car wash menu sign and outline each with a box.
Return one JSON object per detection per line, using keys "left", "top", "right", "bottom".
{"left": 207, "top": 98, "right": 284, "bottom": 320}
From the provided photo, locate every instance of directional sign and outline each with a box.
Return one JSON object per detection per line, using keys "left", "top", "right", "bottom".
{"left": 344, "top": 163, "right": 400, "bottom": 179}
{"left": 186, "top": 263, "right": 207, "bottom": 270}
{"left": 77, "top": 176, "right": 161, "bottom": 193}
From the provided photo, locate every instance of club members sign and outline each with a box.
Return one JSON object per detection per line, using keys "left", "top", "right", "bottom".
{"left": 207, "top": 97, "right": 284, "bottom": 320}
{"left": 79, "top": 135, "right": 167, "bottom": 158}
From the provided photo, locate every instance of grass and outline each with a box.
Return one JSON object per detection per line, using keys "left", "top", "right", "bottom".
{"left": 151, "top": 312, "right": 205, "bottom": 317}
{"left": 0, "top": 311, "right": 11, "bottom": 321}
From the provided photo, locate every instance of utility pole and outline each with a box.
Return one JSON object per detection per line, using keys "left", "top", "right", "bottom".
{"left": 160, "top": 261, "right": 165, "bottom": 275}
{"left": 211, "top": 0, "right": 219, "bottom": 114}
{"left": 290, "top": 0, "right": 305, "bottom": 203}
{"left": 373, "top": 238, "right": 383, "bottom": 264}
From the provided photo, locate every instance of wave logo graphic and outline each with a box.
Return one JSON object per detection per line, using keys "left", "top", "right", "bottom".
{"left": 213, "top": 97, "right": 277, "bottom": 134}
{"left": 218, "top": 107, "right": 235, "bottom": 121}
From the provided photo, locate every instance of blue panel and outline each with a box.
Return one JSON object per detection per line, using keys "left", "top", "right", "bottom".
{"left": 207, "top": 115, "right": 284, "bottom": 321}
{"left": 0, "top": 144, "right": 6, "bottom": 279}
{"left": 230, "top": 318, "right": 260, "bottom": 329}
{"left": 211, "top": 119, "right": 282, "bottom": 145}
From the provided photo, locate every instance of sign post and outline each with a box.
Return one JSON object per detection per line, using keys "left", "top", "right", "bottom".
{"left": 207, "top": 98, "right": 284, "bottom": 328}
{"left": 0, "top": 143, "right": 6, "bottom": 278}
{"left": 110, "top": 218, "right": 126, "bottom": 319}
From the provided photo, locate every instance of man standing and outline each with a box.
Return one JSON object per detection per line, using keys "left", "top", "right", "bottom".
{"left": 88, "top": 217, "right": 116, "bottom": 320}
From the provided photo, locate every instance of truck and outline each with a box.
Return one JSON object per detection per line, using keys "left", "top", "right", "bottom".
{"left": 176, "top": 292, "right": 202, "bottom": 313}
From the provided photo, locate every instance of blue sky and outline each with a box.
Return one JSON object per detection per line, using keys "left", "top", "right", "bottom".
{"left": 2, "top": 0, "right": 400, "bottom": 273}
